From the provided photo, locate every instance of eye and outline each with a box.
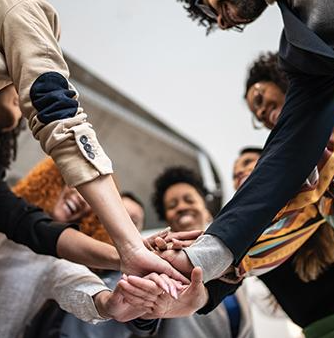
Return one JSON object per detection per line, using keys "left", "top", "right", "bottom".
{"left": 166, "top": 200, "right": 177, "bottom": 210}
{"left": 253, "top": 93, "right": 263, "bottom": 110}
{"left": 184, "top": 195, "right": 195, "bottom": 204}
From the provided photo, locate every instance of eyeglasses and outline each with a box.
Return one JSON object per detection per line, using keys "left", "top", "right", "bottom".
{"left": 194, "top": 0, "right": 247, "bottom": 32}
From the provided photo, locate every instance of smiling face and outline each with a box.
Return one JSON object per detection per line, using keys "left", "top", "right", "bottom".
{"left": 51, "top": 186, "right": 92, "bottom": 223}
{"left": 246, "top": 81, "right": 286, "bottom": 130}
{"left": 200, "top": 0, "right": 267, "bottom": 30}
{"left": 0, "top": 84, "right": 22, "bottom": 132}
{"left": 233, "top": 151, "right": 261, "bottom": 190}
{"left": 163, "top": 183, "right": 212, "bottom": 232}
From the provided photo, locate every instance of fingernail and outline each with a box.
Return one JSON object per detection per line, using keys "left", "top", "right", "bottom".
{"left": 171, "top": 286, "right": 178, "bottom": 300}
{"left": 162, "top": 282, "right": 170, "bottom": 294}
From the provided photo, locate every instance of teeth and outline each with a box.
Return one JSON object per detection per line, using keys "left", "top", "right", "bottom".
{"left": 66, "top": 200, "right": 77, "bottom": 213}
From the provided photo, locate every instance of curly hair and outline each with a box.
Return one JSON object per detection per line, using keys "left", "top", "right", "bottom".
{"left": 152, "top": 166, "right": 208, "bottom": 221}
{"left": 245, "top": 52, "right": 288, "bottom": 98}
{"left": 239, "top": 146, "right": 262, "bottom": 156}
{"left": 13, "top": 157, "right": 112, "bottom": 245}
{"left": 0, "top": 118, "right": 25, "bottom": 169}
{"left": 177, "top": 0, "right": 218, "bottom": 34}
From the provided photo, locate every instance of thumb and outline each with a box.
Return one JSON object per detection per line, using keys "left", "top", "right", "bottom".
{"left": 190, "top": 267, "right": 203, "bottom": 286}
{"left": 112, "top": 285, "right": 125, "bottom": 304}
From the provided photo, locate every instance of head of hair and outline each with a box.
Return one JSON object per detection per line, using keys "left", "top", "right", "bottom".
{"left": 152, "top": 166, "right": 207, "bottom": 221}
{"left": 176, "top": 0, "right": 218, "bottom": 34}
{"left": 121, "top": 191, "right": 144, "bottom": 210}
{"left": 0, "top": 118, "right": 25, "bottom": 169}
{"left": 13, "top": 158, "right": 112, "bottom": 245}
{"left": 239, "top": 146, "right": 263, "bottom": 157}
{"left": 244, "top": 52, "right": 288, "bottom": 98}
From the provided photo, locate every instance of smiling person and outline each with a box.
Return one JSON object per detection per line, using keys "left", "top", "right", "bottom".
{"left": 0, "top": 0, "right": 184, "bottom": 282}
{"left": 0, "top": 157, "right": 181, "bottom": 338}
{"left": 125, "top": 166, "right": 254, "bottom": 338}
{"left": 170, "top": 0, "right": 334, "bottom": 289}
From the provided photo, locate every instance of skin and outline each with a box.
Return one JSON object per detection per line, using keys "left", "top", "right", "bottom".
{"left": 122, "top": 197, "right": 145, "bottom": 232}
{"left": 233, "top": 152, "right": 261, "bottom": 190}
{"left": 0, "top": 85, "right": 187, "bottom": 283}
{"left": 0, "top": 84, "right": 21, "bottom": 132}
{"left": 201, "top": 0, "right": 266, "bottom": 30}
{"left": 94, "top": 272, "right": 182, "bottom": 322}
{"left": 51, "top": 186, "right": 91, "bottom": 223}
{"left": 120, "top": 182, "right": 212, "bottom": 316}
{"left": 163, "top": 183, "right": 212, "bottom": 233}
{"left": 246, "top": 81, "right": 285, "bottom": 130}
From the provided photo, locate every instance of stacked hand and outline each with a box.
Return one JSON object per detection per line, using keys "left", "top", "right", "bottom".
{"left": 117, "top": 267, "right": 208, "bottom": 319}
{"left": 113, "top": 228, "right": 205, "bottom": 321}
{"left": 94, "top": 272, "right": 182, "bottom": 322}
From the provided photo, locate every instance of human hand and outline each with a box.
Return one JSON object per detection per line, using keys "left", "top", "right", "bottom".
{"left": 120, "top": 245, "right": 190, "bottom": 284}
{"left": 127, "top": 267, "right": 208, "bottom": 319}
{"left": 158, "top": 248, "right": 194, "bottom": 279}
{"left": 143, "top": 228, "right": 203, "bottom": 251}
{"left": 93, "top": 288, "right": 148, "bottom": 322}
{"left": 93, "top": 271, "right": 182, "bottom": 322}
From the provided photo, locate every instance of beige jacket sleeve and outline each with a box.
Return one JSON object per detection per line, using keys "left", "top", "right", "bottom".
{"left": 0, "top": 0, "right": 113, "bottom": 186}
{"left": 46, "top": 259, "right": 111, "bottom": 324}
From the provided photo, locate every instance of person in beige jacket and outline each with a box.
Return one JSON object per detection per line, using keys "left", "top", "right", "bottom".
{"left": 0, "top": 0, "right": 185, "bottom": 282}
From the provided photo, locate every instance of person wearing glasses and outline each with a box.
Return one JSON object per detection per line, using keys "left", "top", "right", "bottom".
{"left": 165, "top": 0, "right": 334, "bottom": 294}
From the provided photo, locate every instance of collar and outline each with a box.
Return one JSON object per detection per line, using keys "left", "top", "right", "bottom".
{"left": 278, "top": 0, "right": 334, "bottom": 59}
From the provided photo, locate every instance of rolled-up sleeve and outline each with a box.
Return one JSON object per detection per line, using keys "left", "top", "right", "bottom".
{"left": 0, "top": 0, "right": 113, "bottom": 186}
{"left": 47, "top": 259, "right": 111, "bottom": 324}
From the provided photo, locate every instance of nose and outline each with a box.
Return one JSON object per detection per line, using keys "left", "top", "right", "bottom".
{"left": 255, "top": 106, "right": 266, "bottom": 123}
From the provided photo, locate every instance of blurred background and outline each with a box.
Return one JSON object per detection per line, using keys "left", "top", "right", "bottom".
{"left": 9, "top": 1, "right": 303, "bottom": 337}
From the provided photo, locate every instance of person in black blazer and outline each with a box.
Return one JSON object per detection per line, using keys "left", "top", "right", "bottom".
{"left": 165, "top": 0, "right": 334, "bottom": 294}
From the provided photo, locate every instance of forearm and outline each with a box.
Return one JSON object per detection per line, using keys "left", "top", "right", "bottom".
{"left": 57, "top": 227, "right": 120, "bottom": 270}
{"left": 77, "top": 175, "right": 144, "bottom": 254}
{"left": 197, "top": 280, "right": 241, "bottom": 315}
{"left": 206, "top": 73, "right": 334, "bottom": 262}
{"left": 0, "top": 179, "right": 75, "bottom": 256}
{"left": 50, "top": 260, "right": 110, "bottom": 324}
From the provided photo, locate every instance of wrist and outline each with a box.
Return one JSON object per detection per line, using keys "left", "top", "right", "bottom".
{"left": 93, "top": 290, "right": 113, "bottom": 319}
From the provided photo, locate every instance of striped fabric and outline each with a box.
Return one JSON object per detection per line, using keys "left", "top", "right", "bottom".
{"left": 221, "top": 134, "right": 334, "bottom": 282}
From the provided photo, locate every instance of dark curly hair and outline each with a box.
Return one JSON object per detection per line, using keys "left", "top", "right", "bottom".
{"left": 239, "top": 146, "right": 262, "bottom": 156}
{"left": 177, "top": 0, "right": 218, "bottom": 34}
{"left": 177, "top": 0, "right": 268, "bottom": 34}
{"left": 244, "top": 52, "right": 288, "bottom": 98}
{"left": 152, "top": 166, "right": 208, "bottom": 220}
{"left": 0, "top": 118, "right": 25, "bottom": 169}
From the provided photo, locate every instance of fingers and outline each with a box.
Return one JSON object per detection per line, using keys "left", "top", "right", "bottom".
{"left": 165, "top": 262, "right": 190, "bottom": 285}
{"left": 154, "top": 236, "right": 168, "bottom": 250}
{"left": 190, "top": 267, "right": 203, "bottom": 285}
{"left": 118, "top": 276, "right": 162, "bottom": 301}
{"left": 144, "top": 227, "right": 171, "bottom": 249}
{"left": 164, "top": 230, "right": 203, "bottom": 242}
{"left": 148, "top": 273, "right": 179, "bottom": 299}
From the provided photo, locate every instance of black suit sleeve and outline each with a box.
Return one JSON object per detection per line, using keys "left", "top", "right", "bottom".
{"left": 197, "top": 280, "right": 241, "bottom": 315}
{"left": 0, "top": 179, "right": 77, "bottom": 256}
{"left": 206, "top": 69, "right": 334, "bottom": 262}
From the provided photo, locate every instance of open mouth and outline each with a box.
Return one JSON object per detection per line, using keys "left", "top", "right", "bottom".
{"left": 267, "top": 105, "right": 282, "bottom": 127}
{"left": 65, "top": 199, "right": 78, "bottom": 215}
{"left": 177, "top": 212, "right": 196, "bottom": 225}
